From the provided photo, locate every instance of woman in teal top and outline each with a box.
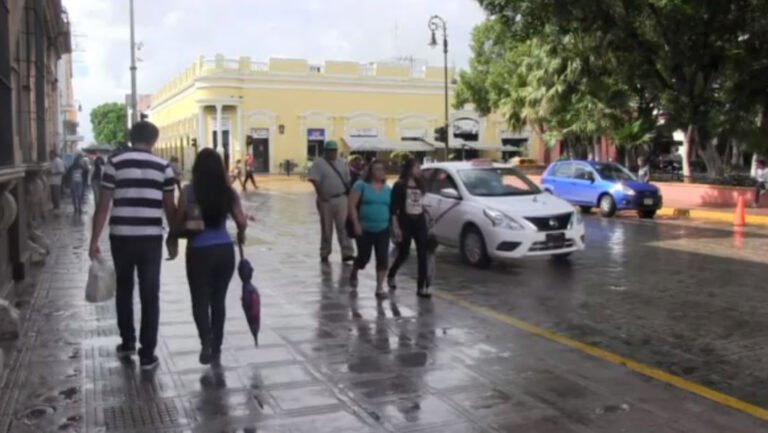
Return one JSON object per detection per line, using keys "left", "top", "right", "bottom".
{"left": 348, "top": 160, "right": 393, "bottom": 299}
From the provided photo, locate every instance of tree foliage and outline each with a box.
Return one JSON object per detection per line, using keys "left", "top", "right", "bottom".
{"left": 90, "top": 102, "right": 128, "bottom": 146}
{"left": 458, "top": 0, "right": 768, "bottom": 176}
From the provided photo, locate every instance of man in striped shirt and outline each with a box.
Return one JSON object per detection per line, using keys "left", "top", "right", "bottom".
{"left": 89, "top": 121, "right": 177, "bottom": 370}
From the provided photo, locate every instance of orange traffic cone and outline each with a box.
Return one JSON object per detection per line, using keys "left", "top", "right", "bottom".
{"left": 734, "top": 196, "right": 746, "bottom": 227}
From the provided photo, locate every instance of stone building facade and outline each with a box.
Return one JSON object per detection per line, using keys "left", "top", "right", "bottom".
{"left": 0, "top": 0, "right": 72, "bottom": 299}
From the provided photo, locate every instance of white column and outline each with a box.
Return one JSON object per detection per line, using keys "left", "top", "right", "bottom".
{"left": 236, "top": 105, "right": 243, "bottom": 159}
{"left": 197, "top": 106, "right": 205, "bottom": 147}
{"left": 215, "top": 104, "right": 224, "bottom": 152}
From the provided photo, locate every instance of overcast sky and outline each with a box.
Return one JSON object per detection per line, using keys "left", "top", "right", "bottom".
{"left": 62, "top": 0, "right": 487, "bottom": 144}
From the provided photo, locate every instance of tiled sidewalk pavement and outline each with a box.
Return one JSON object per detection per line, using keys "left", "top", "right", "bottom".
{"left": 0, "top": 191, "right": 766, "bottom": 432}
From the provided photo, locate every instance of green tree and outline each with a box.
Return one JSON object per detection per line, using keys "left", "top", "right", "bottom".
{"left": 462, "top": 0, "right": 768, "bottom": 177}
{"left": 90, "top": 102, "right": 127, "bottom": 146}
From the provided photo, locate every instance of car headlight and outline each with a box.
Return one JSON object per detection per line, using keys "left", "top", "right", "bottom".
{"left": 483, "top": 208, "right": 525, "bottom": 230}
{"left": 569, "top": 211, "right": 582, "bottom": 229}
{"left": 620, "top": 184, "right": 636, "bottom": 196}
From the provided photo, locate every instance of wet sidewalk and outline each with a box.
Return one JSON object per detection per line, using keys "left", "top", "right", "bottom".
{"left": 0, "top": 191, "right": 766, "bottom": 432}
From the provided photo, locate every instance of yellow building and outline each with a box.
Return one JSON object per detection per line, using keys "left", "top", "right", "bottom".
{"left": 150, "top": 55, "right": 541, "bottom": 173}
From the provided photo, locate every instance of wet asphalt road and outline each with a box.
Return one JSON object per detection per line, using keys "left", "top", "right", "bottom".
{"left": 1, "top": 186, "right": 767, "bottom": 432}
{"left": 428, "top": 213, "right": 768, "bottom": 408}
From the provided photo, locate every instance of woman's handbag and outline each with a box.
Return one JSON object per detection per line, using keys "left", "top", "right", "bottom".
{"left": 174, "top": 186, "right": 205, "bottom": 239}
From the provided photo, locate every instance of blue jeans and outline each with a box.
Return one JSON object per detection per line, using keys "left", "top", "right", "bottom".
{"left": 71, "top": 181, "right": 83, "bottom": 211}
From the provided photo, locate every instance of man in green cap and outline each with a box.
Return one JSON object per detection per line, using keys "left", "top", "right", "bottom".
{"left": 308, "top": 140, "right": 356, "bottom": 263}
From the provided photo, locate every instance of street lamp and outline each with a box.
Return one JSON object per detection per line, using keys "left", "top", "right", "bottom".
{"left": 428, "top": 15, "right": 449, "bottom": 161}
{"left": 129, "top": 0, "right": 138, "bottom": 125}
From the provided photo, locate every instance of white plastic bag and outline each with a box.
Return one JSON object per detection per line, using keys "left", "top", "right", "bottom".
{"left": 85, "top": 258, "right": 116, "bottom": 303}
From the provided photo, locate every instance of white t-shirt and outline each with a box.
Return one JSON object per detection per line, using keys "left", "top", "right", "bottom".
{"left": 405, "top": 186, "right": 424, "bottom": 215}
{"left": 757, "top": 168, "right": 768, "bottom": 183}
{"left": 50, "top": 157, "right": 65, "bottom": 185}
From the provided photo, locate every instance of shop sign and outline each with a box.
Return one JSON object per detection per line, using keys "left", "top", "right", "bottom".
{"left": 250, "top": 128, "right": 269, "bottom": 139}
{"left": 307, "top": 128, "right": 325, "bottom": 140}
{"left": 349, "top": 127, "right": 378, "bottom": 137}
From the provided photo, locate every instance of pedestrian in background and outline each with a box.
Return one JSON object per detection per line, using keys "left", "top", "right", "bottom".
{"left": 174, "top": 148, "right": 247, "bottom": 365}
{"left": 308, "top": 140, "right": 356, "bottom": 263}
{"left": 91, "top": 156, "right": 105, "bottom": 207}
{"left": 637, "top": 156, "right": 651, "bottom": 183}
{"left": 755, "top": 159, "right": 768, "bottom": 208}
{"left": 66, "top": 154, "right": 87, "bottom": 214}
{"left": 242, "top": 153, "right": 259, "bottom": 192}
{"left": 231, "top": 158, "right": 244, "bottom": 186}
{"left": 388, "top": 158, "right": 431, "bottom": 298}
{"left": 349, "top": 155, "right": 364, "bottom": 185}
{"left": 49, "top": 150, "right": 65, "bottom": 211}
{"left": 170, "top": 156, "right": 183, "bottom": 193}
{"left": 348, "top": 160, "right": 392, "bottom": 299}
{"left": 89, "top": 121, "right": 178, "bottom": 370}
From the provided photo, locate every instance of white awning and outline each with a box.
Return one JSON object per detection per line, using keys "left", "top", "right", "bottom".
{"left": 342, "top": 136, "right": 435, "bottom": 152}
{"left": 452, "top": 140, "right": 502, "bottom": 150}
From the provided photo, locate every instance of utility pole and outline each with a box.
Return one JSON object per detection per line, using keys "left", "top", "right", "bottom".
{"left": 129, "top": 0, "right": 138, "bottom": 125}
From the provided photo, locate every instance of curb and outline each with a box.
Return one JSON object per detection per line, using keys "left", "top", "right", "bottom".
{"left": 658, "top": 207, "right": 768, "bottom": 226}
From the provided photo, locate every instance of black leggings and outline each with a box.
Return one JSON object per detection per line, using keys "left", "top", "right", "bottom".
{"left": 355, "top": 229, "right": 390, "bottom": 271}
{"left": 186, "top": 243, "right": 235, "bottom": 352}
{"left": 388, "top": 215, "right": 429, "bottom": 289}
{"left": 242, "top": 172, "right": 258, "bottom": 190}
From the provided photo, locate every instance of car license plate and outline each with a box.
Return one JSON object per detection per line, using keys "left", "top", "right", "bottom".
{"left": 546, "top": 232, "right": 566, "bottom": 247}
{"left": 643, "top": 198, "right": 655, "bottom": 205}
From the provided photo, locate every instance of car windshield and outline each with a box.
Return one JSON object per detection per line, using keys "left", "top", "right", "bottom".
{"left": 458, "top": 168, "right": 541, "bottom": 197}
{"left": 594, "top": 163, "right": 636, "bottom": 181}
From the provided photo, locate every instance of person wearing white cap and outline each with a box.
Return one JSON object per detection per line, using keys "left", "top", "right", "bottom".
{"left": 307, "top": 140, "right": 356, "bottom": 263}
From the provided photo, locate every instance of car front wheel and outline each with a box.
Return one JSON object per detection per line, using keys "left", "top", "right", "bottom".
{"left": 460, "top": 226, "right": 491, "bottom": 269}
{"left": 599, "top": 194, "right": 617, "bottom": 218}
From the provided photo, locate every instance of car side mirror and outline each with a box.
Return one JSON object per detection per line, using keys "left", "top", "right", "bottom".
{"left": 440, "top": 188, "right": 461, "bottom": 200}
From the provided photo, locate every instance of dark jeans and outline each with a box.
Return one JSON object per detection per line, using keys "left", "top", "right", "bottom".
{"left": 388, "top": 215, "right": 429, "bottom": 289}
{"left": 756, "top": 182, "right": 766, "bottom": 205}
{"left": 186, "top": 243, "right": 235, "bottom": 352}
{"left": 242, "top": 172, "right": 257, "bottom": 191}
{"left": 355, "top": 229, "right": 390, "bottom": 271}
{"left": 110, "top": 236, "right": 163, "bottom": 358}
{"left": 50, "top": 184, "right": 61, "bottom": 209}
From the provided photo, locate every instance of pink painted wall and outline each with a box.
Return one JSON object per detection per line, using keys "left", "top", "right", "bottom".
{"left": 528, "top": 175, "right": 759, "bottom": 209}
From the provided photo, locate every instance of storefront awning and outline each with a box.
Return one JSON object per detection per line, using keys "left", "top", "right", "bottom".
{"left": 342, "top": 136, "right": 435, "bottom": 152}
{"left": 451, "top": 140, "right": 502, "bottom": 150}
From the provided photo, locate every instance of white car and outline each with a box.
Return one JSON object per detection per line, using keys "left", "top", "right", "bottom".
{"left": 421, "top": 160, "right": 586, "bottom": 268}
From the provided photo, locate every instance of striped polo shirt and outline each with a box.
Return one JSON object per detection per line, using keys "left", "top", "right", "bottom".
{"left": 101, "top": 148, "right": 175, "bottom": 237}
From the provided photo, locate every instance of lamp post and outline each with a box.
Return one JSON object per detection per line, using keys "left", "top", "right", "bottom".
{"left": 428, "top": 15, "right": 449, "bottom": 161}
{"left": 129, "top": 0, "right": 138, "bottom": 125}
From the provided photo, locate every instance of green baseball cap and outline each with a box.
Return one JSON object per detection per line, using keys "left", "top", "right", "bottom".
{"left": 324, "top": 140, "right": 339, "bottom": 151}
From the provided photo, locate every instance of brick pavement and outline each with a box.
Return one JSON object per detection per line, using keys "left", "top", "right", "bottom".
{"left": 0, "top": 190, "right": 765, "bottom": 432}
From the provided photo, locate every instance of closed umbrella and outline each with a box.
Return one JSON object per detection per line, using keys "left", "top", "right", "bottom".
{"left": 238, "top": 243, "right": 260, "bottom": 345}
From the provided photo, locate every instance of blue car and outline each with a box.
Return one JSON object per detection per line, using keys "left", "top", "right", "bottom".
{"left": 541, "top": 161, "right": 662, "bottom": 218}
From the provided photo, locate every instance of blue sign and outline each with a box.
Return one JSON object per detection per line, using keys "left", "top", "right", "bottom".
{"left": 307, "top": 128, "right": 325, "bottom": 140}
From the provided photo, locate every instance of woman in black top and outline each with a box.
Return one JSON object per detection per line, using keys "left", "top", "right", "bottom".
{"left": 388, "top": 158, "right": 431, "bottom": 298}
